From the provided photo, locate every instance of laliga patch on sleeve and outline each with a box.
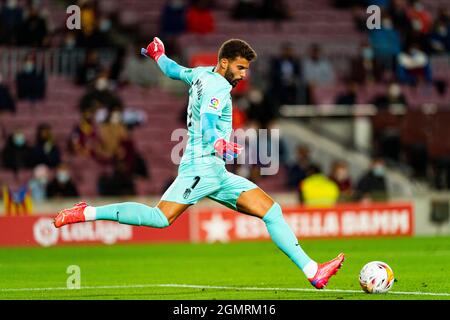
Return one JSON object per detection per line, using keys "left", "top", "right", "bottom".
{"left": 208, "top": 97, "right": 220, "bottom": 110}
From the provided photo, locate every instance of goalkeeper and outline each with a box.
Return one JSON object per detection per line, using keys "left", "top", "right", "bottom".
{"left": 54, "top": 37, "right": 344, "bottom": 289}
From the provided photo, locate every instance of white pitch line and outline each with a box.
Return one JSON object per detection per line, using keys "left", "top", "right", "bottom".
{"left": 0, "top": 283, "right": 449, "bottom": 297}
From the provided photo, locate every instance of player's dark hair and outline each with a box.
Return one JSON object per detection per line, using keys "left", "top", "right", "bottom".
{"left": 218, "top": 39, "right": 257, "bottom": 62}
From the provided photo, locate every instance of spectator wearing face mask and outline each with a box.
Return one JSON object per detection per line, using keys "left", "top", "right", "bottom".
{"left": 30, "top": 123, "right": 61, "bottom": 168}
{"left": 46, "top": 164, "right": 79, "bottom": 198}
{"left": 79, "top": 73, "right": 123, "bottom": 113}
{"left": 368, "top": 14, "right": 401, "bottom": 72}
{"left": 354, "top": 157, "right": 388, "bottom": 202}
{"left": 397, "top": 42, "right": 432, "bottom": 86}
{"left": 16, "top": 54, "right": 46, "bottom": 102}
{"left": 350, "top": 42, "right": 384, "bottom": 84}
{"left": 28, "top": 164, "right": 50, "bottom": 202}
{"left": 1, "top": 129, "right": 33, "bottom": 173}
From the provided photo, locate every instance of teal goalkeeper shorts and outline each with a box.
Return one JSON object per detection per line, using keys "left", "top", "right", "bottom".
{"left": 161, "top": 162, "right": 258, "bottom": 210}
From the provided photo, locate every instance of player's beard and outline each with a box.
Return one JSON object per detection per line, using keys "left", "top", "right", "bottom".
{"left": 224, "top": 67, "right": 240, "bottom": 87}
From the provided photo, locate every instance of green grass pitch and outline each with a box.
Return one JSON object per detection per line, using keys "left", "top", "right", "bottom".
{"left": 1, "top": 236, "right": 449, "bottom": 300}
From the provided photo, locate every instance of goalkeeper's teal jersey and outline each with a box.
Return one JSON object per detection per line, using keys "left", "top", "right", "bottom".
{"left": 178, "top": 66, "right": 233, "bottom": 171}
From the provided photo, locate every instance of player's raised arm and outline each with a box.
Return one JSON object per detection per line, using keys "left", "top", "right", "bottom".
{"left": 141, "top": 37, "right": 191, "bottom": 82}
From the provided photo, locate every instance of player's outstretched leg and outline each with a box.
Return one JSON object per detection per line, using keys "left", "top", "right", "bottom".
{"left": 237, "top": 188, "right": 344, "bottom": 289}
{"left": 54, "top": 201, "right": 187, "bottom": 228}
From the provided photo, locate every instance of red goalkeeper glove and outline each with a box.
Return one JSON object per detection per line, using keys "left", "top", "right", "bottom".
{"left": 141, "top": 37, "right": 165, "bottom": 62}
{"left": 214, "top": 138, "right": 243, "bottom": 161}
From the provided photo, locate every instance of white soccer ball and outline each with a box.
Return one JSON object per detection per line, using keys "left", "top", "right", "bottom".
{"left": 359, "top": 261, "right": 395, "bottom": 294}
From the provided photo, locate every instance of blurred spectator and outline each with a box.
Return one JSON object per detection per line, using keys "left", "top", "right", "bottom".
{"left": 354, "top": 157, "right": 388, "bottom": 202}
{"left": 46, "top": 164, "right": 79, "bottom": 198}
{"left": 28, "top": 164, "right": 50, "bottom": 202}
{"left": 94, "top": 13, "right": 115, "bottom": 47}
{"left": 329, "top": 160, "right": 353, "bottom": 201}
{"left": 231, "top": 0, "right": 259, "bottom": 20}
{"left": 428, "top": 20, "right": 450, "bottom": 54}
{"left": 160, "top": 0, "right": 187, "bottom": 36}
{"left": 350, "top": 42, "right": 384, "bottom": 84}
{"left": 299, "top": 165, "right": 340, "bottom": 206}
{"left": 97, "top": 160, "right": 136, "bottom": 196}
{"left": 186, "top": 0, "right": 215, "bottom": 34}
{"left": 269, "top": 42, "right": 301, "bottom": 105}
{"left": 302, "top": 44, "right": 336, "bottom": 87}
{"left": 109, "top": 46, "right": 127, "bottom": 85}
{"left": 79, "top": 73, "right": 123, "bottom": 113}
{"left": 68, "top": 108, "right": 98, "bottom": 157}
{"left": 260, "top": 0, "right": 290, "bottom": 21}
{"left": 0, "top": 73, "right": 16, "bottom": 113}
{"left": 31, "top": 123, "right": 61, "bottom": 168}
{"left": 16, "top": 54, "right": 46, "bottom": 102}
{"left": 60, "top": 30, "right": 78, "bottom": 50}
{"left": 75, "top": 0, "right": 101, "bottom": 48}
{"left": 95, "top": 107, "right": 129, "bottom": 164}
{"left": 1, "top": 129, "right": 33, "bottom": 173}
{"left": 0, "top": 0, "right": 24, "bottom": 45}
{"left": 335, "top": 80, "right": 358, "bottom": 105}
{"left": 368, "top": 14, "right": 401, "bottom": 72}
{"left": 406, "top": 0, "right": 432, "bottom": 35}
{"left": 371, "top": 82, "right": 407, "bottom": 109}
{"left": 119, "top": 138, "right": 149, "bottom": 178}
{"left": 122, "top": 43, "right": 161, "bottom": 88}
{"left": 245, "top": 87, "right": 277, "bottom": 128}
{"left": 397, "top": 42, "right": 432, "bottom": 85}
{"left": 388, "top": 0, "right": 413, "bottom": 36}
{"left": 17, "top": 5, "right": 48, "bottom": 47}
{"left": 287, "top": 145, "right": 315, "bottom": 189}
{"left": 371, "top": 83, "right": 405, "bottom": 161}
{"left": 75, "top": 50, "right": 102, "bottom": 86}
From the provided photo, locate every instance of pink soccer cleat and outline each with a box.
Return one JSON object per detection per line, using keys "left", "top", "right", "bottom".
{"left": 53, "top": 202, "right": 88, "bottom": 228}
{"left": 308, "top": 253, "right": 345, "bottom": 289}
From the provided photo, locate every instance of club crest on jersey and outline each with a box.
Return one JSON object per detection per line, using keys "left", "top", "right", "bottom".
{"left": 209, "top": 97, "right": 220, "bottom": 109}
{"left": 183, "top": 188, "right": 191, "bottom": 199}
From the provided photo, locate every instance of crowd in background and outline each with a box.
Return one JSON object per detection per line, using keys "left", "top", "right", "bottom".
{"left": 0, "top": 0, "right": 449, "bottom": 204}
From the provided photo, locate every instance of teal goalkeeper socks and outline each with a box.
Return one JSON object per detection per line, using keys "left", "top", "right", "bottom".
{"left": 95, "top": 202, "right": 169, "bottom": 228}
{"left": 263, "top": 202, "right": 313, "bottom": 270}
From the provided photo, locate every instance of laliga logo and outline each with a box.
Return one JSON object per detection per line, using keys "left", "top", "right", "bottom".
{"left": 33, "top": 218, "right": 133, "bottom": 247}
{"left": 33, "top": 218, "right": 59, "bottom": 247}
{"left": 209, "top": 97, "right": 220, "bottom": 109}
